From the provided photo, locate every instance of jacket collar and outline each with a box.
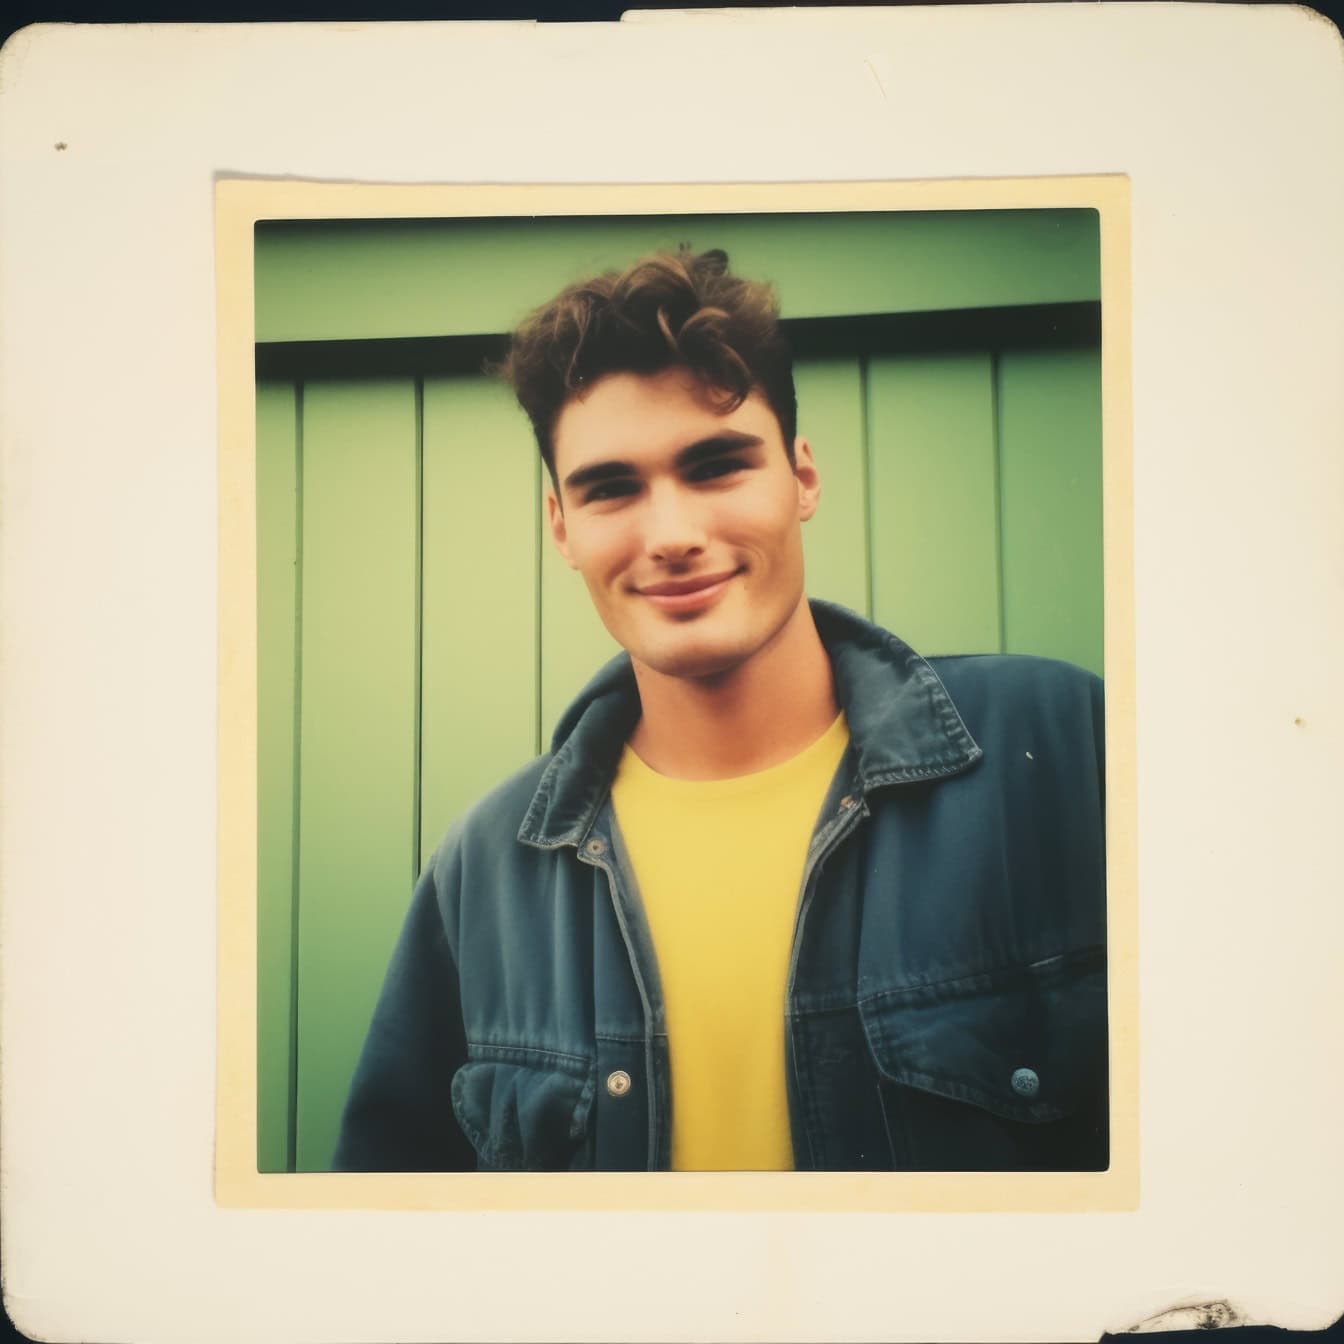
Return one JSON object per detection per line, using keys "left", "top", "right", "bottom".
{"left": 517, "top": 599, "right": 981, "bottom": 849}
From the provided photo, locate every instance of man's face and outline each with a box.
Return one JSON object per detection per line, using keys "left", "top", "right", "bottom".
{"left": 547, "top": 367, "right": 820, "bottom": 681}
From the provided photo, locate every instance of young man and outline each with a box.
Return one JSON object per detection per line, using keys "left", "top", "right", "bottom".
{"left": 333, "top": 247, "right": 1108, "bottom": 1173}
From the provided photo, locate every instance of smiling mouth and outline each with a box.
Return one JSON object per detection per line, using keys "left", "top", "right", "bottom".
{"left": 636, "top": 569, "right": 741, "bottom": 614}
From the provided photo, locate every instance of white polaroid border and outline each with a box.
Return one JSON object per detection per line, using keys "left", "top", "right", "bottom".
{"left": 3, "top": 9, "right": 1341, "bottom": 1344}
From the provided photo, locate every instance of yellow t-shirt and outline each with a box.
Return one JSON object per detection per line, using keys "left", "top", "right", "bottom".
{"left": 609, "top": 714, "right": 850, "bottom": 1171}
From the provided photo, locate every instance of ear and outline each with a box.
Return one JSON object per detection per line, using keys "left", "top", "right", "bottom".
{"left": 793, "top": 437, "right": 821, "bottom": 522}
{"left": 546, "top": 487, "right": 578, "bottom": 569}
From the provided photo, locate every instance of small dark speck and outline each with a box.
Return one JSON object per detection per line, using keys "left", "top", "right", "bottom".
{"left": 1294, "top": 716, "right": 1304, "bottom": 727}
{"left": 55, "top": 142, "right": 67, "bottom": 151}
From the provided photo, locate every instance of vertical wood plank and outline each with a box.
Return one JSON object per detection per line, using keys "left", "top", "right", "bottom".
{"left": 866, "top": 353, "right": 1002, "bottom": 656}
{"left": 255, "top": 379, "right": 298, "bottom": 1174}
{"left": 295, "top": 379, "right": 419, "bottom": 1171}
{"left": 998, "top": 347, "right": 1104, "bottom": 675}
{"left": 420, "top": 376, "right": 539, "bottom": 855}
{"left": 794, "top": 358, "right": 869, "bottom": 617}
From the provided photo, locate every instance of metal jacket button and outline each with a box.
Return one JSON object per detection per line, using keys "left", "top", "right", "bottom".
{"left": 606, "top": 1070, "right": 632, "bottom": 1097}
{"left": 584, "top": 838, "right": 607, "bottom": 857}
{"left": 1011, "top": 1067, "right": 1040, "bottom": 1098}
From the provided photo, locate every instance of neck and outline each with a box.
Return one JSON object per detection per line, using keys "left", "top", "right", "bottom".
{"left": 627, "top": 598, "right": 838, "bottom": 781}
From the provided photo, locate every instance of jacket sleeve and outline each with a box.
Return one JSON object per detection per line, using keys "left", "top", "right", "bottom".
{"left": 1088, "top": 668, "right": 1108, "bottom": 881}
{"left": 331, "top": 858, "right": 477, "bottom": 1171}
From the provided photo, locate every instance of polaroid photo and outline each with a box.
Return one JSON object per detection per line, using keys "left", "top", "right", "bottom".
{"left": 2, "top": 9, "right": 1340, "bottom": 1343}
{"left": 215, "top": 178, "right": 1135, "bottom": 1211}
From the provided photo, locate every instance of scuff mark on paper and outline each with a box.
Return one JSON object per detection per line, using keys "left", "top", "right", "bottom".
{"left": 864, "top": 58, "right": 888, "bottom": 102}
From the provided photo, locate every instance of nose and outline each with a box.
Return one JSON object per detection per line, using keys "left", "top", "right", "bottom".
{"left": 643, "top": 482, "right": 707, "bottom": 563}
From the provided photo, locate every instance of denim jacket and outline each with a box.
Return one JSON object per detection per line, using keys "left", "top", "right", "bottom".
{"left": 334, "top": 601, "right": 1108, "bottom": 1173}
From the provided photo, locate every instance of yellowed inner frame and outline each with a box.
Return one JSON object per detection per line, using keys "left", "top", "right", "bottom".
{"left": 216, "top": 176, "right": 1136, "bottom": 1211}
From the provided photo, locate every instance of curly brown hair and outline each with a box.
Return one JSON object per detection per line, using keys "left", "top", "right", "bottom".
{"left": 497, "top": 246, "right": 797, "bottom": 485}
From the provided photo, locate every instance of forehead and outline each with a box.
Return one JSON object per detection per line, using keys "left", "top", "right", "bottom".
{"left": 551, "top": 368, "right": 778, "bottom": 474}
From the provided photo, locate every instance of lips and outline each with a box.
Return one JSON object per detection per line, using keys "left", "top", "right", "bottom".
{"left": 636, "top": 568, "right": 740, "bottom": 614}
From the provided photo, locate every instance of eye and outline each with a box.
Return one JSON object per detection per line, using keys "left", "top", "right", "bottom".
{"left": 582, "top": 479, "right": 639, "bottom": 505}
{"left": 687, "top": 457, "right": 747, "bottom": 483}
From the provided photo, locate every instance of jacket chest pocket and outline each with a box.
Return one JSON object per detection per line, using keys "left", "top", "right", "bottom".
{"left": 450, "top": 1046, "right": 597, "bottom": 1171}
{"left": 859, "top": 953, "right": 1109, "bottom": 1172}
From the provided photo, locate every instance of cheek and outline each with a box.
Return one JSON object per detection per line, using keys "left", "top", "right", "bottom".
{"left": 569, "top": 521, "right": 638, "bottom": 588}
{"left": 720, "top": 491, "right": 803, "bottom": 556}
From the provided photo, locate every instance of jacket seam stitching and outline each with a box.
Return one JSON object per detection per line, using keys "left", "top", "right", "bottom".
{"left": 465, "top": 1040, "right": 594, "bottom": 1069}
{"left": 875, "top": 1066, "right": 1069, "bottom": 1122}
{"left": 855, "top": 945, "right": 1106, "bottom": 1007}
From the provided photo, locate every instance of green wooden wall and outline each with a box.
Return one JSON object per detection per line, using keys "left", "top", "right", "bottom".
{"left": 255, "top": 211, "right": 1104, "bottom": 1172}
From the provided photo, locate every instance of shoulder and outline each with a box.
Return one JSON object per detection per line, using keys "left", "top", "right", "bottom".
{"left": 920, "top": 654, "right": 1105, "bottom": 787}
{"left": 425, "top": 753, "right": 553, "bottom": 882}
{"left": 925, "top": 652, "right": 1101, "bottom": 713}
{"left": 814, "top": 601, "right": 1101, "bottom": 727}
{"left": 922, "top": 654, "right": 1104, "bottom": 767}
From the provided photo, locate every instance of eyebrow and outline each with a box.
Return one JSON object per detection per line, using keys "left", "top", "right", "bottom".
{"left": 561, "top": 431, "right": 765, "bottom": 495}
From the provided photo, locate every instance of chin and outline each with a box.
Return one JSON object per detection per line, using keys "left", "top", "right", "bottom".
{"left": 633, "top": 630, "right": 759, "bottom": 682}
